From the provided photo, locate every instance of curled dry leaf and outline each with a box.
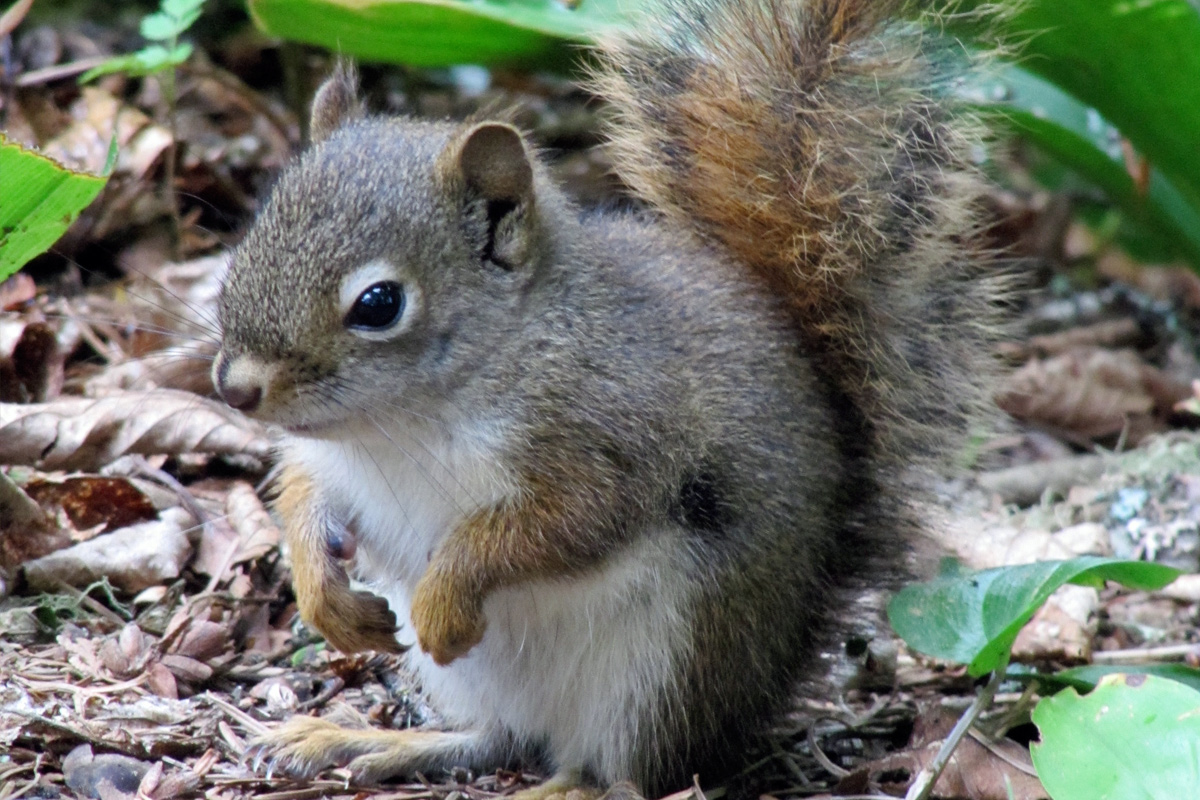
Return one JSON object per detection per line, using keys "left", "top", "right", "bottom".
{"left": 1012, "top": 585, "right": 1097, "bottom": 666}
{"left": 997, "top": 348, "right": 1192, "bottom": 445}
{"left": 226, "top": 481, "right": 279, "bottom": 564}
{"left": 193, "top": 481, "right": 279, "bottom": 582}
{"left": 0, "top": 389, "right": 270, "bottom": 471}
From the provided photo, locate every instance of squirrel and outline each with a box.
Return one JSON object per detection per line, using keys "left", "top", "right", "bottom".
{"left": 214, "top": 0, "right": 1001, "bottom": 795}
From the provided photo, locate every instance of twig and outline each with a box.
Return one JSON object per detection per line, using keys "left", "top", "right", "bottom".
{"left": 203, "top": 690, "right": 271, "bottom": 738}
{"left": 14, "top": 56, "right": 109, "bottom": 86}
{"left": 904, "top": 668, "right": 1007, "bottom": 800}
{"left": 976, "top": 454, "right": 1106, "bottom": 506}
{"left": 1092, "top": 643, "right": 1200, "bottom": 663}
{"left": 297, "top": 676, "right": 347, "bottom": 712}
{"left": 806, "top": 722, "right": 849, "bottom": 779}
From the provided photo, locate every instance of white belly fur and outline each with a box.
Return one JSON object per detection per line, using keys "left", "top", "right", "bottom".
{"left": 285, "top": 419, "right": 693, "bottom": 780}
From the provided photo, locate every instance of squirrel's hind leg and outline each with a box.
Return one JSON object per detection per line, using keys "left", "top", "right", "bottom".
{"left": 247, "top": 715, "right": 500, "bottom": 783}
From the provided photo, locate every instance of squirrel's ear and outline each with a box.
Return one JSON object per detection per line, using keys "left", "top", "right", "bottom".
{"left": 455, "top": 122, "right": 534, "bottom": 204}
{"left": 445, "top": 122, "right": 536, "bottom": 269}
{"left": 310, "top": 62, "right": 364, "bottom": 144}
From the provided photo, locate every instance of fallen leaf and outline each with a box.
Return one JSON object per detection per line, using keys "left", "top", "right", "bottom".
{"left": 3, "top": 321, "right": 64, "bottom": 402}
{"left": 997, "top": 348, "right": 1191, "bottom": 445}
{"left": 0, "top": 389, "right": 270, "bottom": 471}
{"left": 1012, "top": 586, "right": 1097, "bottom": 665}
{"left": 0, "top": 272, "right": 37, "bottom": 309}
{"left": 22, "top": 506, "right": 195, "bottom": 592}
{"left": 24, "top": 475, "right": 157, "bottom": 535}
{"left": 851, "top": 705, "right": 1048, "bottom": 799}
{"left": 0, "top": 468, "right": 62, "bottom": 571}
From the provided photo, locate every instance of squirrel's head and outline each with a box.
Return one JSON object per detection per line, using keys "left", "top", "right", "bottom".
{"left": 214, "top": 64, "right": 559, "bottom": 435}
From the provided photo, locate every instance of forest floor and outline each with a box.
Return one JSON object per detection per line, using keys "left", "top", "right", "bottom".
{"left": 2, "top": 5, "right": 1200, "bottom": 800}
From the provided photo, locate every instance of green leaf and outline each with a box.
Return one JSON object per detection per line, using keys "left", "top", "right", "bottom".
{"left": 0, "top": 136, "right": 108, "bottom": 280}
{"left": 1012, "top": 0, "right": 1200, "bottom": 212}
{"left": 246, "top": 0, "right": 641, "bottom": 68}
{"left": 79, "top": 53, "right": 148, "bottom": 83}
{"left": 79, "top": 41, "right": 193, "bottom": 84}
{"left": 887, "top": 557, "right": 1179, "bottom": 676}
{"left": 956, "top": 0, "right": 1200, "bottom": 224}
{"left": 141, "top": 0, "right": 203, "bottom": 39}
{"left": 140, "top": 10, "right": 184, "bottom": 40}
{"left": 1043, "top": 664, "right": 1200, "bottom": 695}
{"left": 164, "top": 42, "right": 194, "bottom": 66}
{"left": 162, "top": 0, "right": 205, "bottom": 17}
{"left": 1032, "top": 673, "right": 1200, "bottom": 799}
{"left": 968, "top": 62, "right": 1200, "bottom": 266}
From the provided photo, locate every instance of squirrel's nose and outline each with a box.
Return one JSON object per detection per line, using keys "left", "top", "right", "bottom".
{"left": 219, "top": 381, "right": 262, "bottom": 413}
{"left": 214, "top": 353, "right": 267, "bottom": 413}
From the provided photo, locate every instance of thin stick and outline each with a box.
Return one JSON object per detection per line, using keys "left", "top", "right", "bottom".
{"left": 905, "top": 667, "right": 1006, "bottom": 800}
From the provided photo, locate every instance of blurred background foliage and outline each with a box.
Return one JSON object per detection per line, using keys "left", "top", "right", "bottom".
{"left": 243, "top": 0, "right": 1200, "bottom": 270}
{"left": 14, "top": 0, "right": 1200, "bottom": 272}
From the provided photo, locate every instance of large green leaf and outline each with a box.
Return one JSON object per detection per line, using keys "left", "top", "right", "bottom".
{"left": 887, "top": 557, "right": 1179, "bottom": 677}
{"left": 247, "top": 0, "right": 641, "bottom": 68}
{"left": 1032, "top": 673, "right": 1200, "bottom": 799}
{"left": 955, "top": 0, "right": 1200, "bottom": 214}
{"left": 1007, "top": 0, "right": 1200, "bottom": 213}
{"left": 969, "top": 63, "right": 1200, "bottom": 265}
{"left": 1044, "top": 663, "right": 1200, "bottom": 695}
{"left": 0, "top": 136, "right": 108, "bottom": 281}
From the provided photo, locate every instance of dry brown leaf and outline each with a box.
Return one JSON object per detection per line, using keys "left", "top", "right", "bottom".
{"left": 1, "top": 321, "right": 65, "bottom": 402}
{"left": 0, "top": 389, "right": 270, "bottom": 471}
{"left": 170, "top": 620, "right": 230, "bottom": 662}
{"left": 0, "top": 469, "right": 63, "bottom": 571}
{"left": 24, "top": 476, "right": 157, "bottom": 535}
{"left": 23, "top": 507, "right": 195, "bottom": 592}
{"left": 851, "top": 706, "right": 1048, "bottom": 799}
{"left": 1012, "top": 586, "right": 1096, "bottom": 665}
{"left": 997, "top": 348, "right": 1191, "bottom": 444}
{"left": 1019, "top": 317, "right": 1145, "bottom": 361}
{"left": 0, "top": 272, "right": 37, "bottom": 310}
{"left": 1097, "top": 250, "right": 1200, "bottom": 309}
{"left": 225, "top": 481, "right": 279, "bottom": 564}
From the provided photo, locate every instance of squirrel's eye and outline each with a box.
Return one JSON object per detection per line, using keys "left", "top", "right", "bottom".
{"left": 345, "top": 281, "right": 405, "bottom": 330}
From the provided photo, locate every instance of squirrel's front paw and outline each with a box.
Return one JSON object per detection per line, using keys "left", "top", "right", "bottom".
{"left": 410, "top": 570, "right": 485, "bottom": 666}
{"left": 311, "top": 587, "right": 402, "bottom": 655}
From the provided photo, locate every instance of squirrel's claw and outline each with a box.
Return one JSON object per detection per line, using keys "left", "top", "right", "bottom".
{"left": 245, "top": 715, "right": 345, "bottom": 780}
{"left": 410, "top": 568, "right": 486, "bottom": 665}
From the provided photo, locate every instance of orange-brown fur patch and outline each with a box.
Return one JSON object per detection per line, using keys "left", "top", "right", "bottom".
{"left": 276, "top": 464, "right": 401, "bottom": 654}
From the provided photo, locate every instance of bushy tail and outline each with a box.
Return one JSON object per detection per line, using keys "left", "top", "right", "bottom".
{"left": 591, "top": 0, "right": 1001, "bottom": 463}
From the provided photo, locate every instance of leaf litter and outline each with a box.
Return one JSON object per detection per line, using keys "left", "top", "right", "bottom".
{"left": 2, "top": 10, "right": 1200, "bottom": 800}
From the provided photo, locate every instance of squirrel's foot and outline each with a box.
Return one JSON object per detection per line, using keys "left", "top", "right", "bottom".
{"left": 410, "top": 567, "right": 485, "bottom": 666}
{"left": 247, "top": 715, "right": 482, "bottom": 783}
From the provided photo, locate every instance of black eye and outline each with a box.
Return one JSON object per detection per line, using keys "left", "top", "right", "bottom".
{"left": 345, "top": 281, "right": 405, "bottom": 330}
